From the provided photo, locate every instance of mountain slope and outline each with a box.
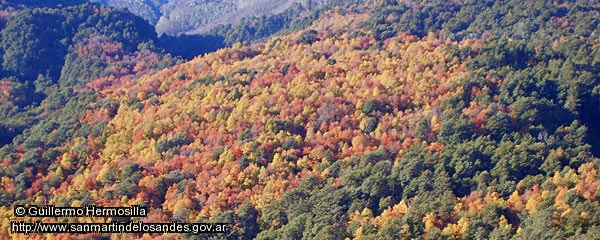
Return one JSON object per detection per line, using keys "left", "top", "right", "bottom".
{"left": 1, "top": 0, "right": 600, "bottom": 239}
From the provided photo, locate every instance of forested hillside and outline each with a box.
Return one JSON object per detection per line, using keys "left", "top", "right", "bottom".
{"left": 2, "top": 0, "right": 600, "bottom": 239}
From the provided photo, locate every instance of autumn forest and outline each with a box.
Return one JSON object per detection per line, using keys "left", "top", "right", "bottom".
{"left": 1, "top": 0, "right": 600, "bottom": 239}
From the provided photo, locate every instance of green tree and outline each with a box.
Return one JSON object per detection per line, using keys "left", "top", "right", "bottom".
{"left": 437, "top": 110, "right": 474, "bottom": 144}
{"left": 486, "top": 110, "right": 512, "bottom": 140}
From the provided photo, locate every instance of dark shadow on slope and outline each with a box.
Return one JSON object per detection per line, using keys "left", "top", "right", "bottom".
{"left": 158, "top": 34, "right": 226, "bottom": 60}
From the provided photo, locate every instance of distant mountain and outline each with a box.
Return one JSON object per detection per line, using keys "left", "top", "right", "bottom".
{"left": 2, "top": 0, "right": 86, "bottom": 8}
{"left": 90, "top": 0, "right": 327, "bottom": 35}
{"left": 88, "top": 0, "right": 167, "bottom": 25}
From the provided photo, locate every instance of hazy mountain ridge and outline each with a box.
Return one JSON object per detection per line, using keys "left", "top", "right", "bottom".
{"left": 90, "top": 0, "right": 324, "bottom": 35}
{"left": 90, "top": 0, "right": 167, "bottom": 25}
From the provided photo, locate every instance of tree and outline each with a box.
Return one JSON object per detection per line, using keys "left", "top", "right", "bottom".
{"left": 235, "top": 202, "right": 260, "bottom": 240}
{"left": 298, "top": 29, "right": 319, "bottom": 45}
{"left": 486, "top": 111, "right": 512, "bottom": 140}
{"left": 437, "top": 110, "right": 474, "bottom": 144}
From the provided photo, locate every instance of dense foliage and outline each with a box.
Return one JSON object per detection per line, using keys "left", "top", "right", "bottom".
{"left": 1, "top": 0, "right": 600, "bottom": 239}
{"left": 0, "top": 3, "right": 174, "bottom": 146}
